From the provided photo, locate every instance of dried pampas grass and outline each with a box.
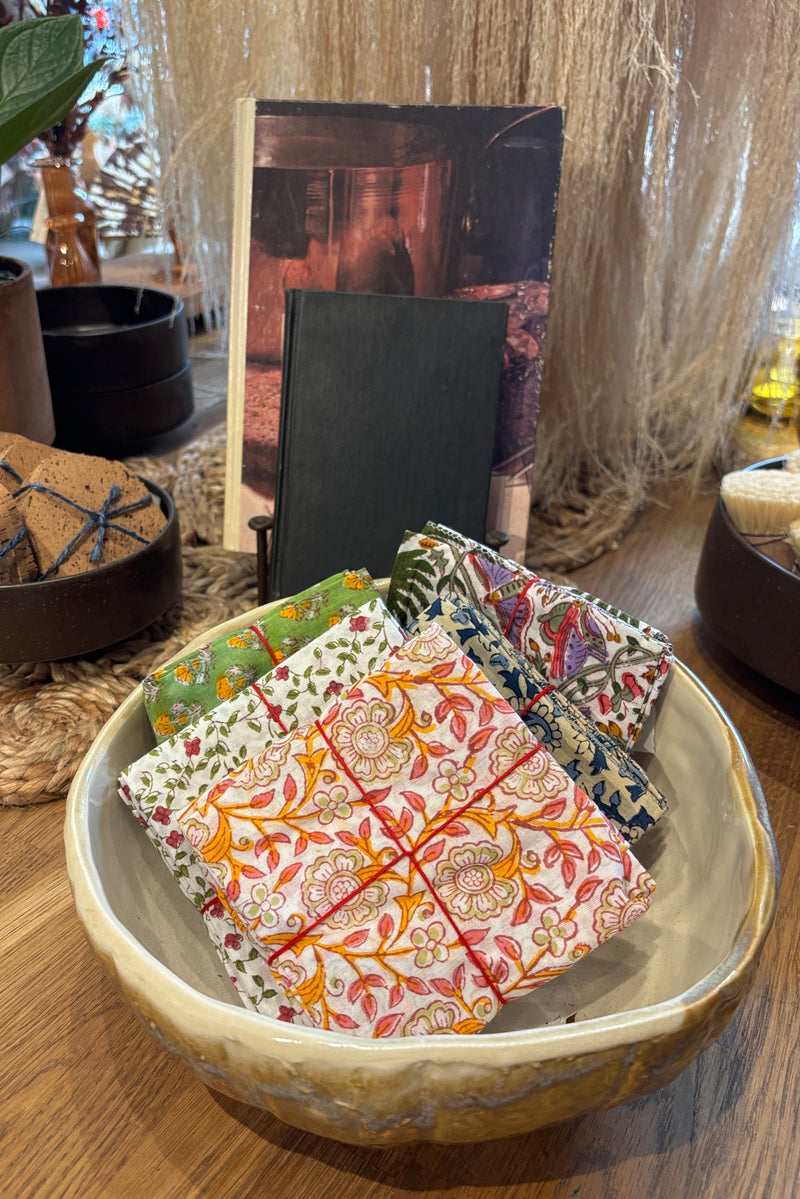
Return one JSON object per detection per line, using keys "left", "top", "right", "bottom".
{"left": 117, "top": 0, "right": 800, "bottom": 557}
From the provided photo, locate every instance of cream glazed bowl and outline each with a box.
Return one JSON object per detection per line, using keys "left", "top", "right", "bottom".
{"left": 64, "top": 590, "right": 779, "bottom": 1146}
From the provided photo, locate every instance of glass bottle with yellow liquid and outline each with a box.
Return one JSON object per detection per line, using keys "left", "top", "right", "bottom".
{"left": 734, "top": 302, "right": 800, "bottom": 460}
{"left": 748, "top": 317, "right": 800, "bottom": 421}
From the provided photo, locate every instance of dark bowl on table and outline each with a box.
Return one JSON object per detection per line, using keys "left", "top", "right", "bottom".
{"left": 695, "top": 457, "right": 800, "bottom": 693}
{"left": 36, "top": 284, "right": 194, "bottom": 457}
{"left": 0, "top": 479, "right": 181, "bottom": 663}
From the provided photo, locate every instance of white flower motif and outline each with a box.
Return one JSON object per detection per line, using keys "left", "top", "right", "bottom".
{"left": 272, "top": 958, "right": 307, "bottom": 994}
{"left": 531, "top": 907, "right": 577, "bottom": 957}
{"left": 401, "top": 624, "right": 453, "bottom": 663}
{"left": 242, "top": 882, "right": 284, "bottom": 929}
{"left": 432, "top": 759, "right": 476, "bottom": 803}
{"left": 410, "top": 920, "right": 449, "bottom": 968}
{"left": 313, "top": 784, "right": 353, "bottom": 825}
{"left": 301, "top": 848, "right": 389, "bottom": 930}
{"left": 182, "top": 816, "right": 209, "bottom": 850}
{"left": 593, "top": 877, "right": 654, "bottom": 943}
{"left": 235, "top": 739, "right": 291, "bottom": 788}
{"left": 403, "top": 1000, "right": 460, "bottom": 1037}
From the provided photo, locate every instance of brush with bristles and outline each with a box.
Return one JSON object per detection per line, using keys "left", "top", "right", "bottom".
{"left": 720, "top": 468, "right": 800, "bottom": 535}
{"left": 788, "top": 518, "right": 800, "bottom": 567}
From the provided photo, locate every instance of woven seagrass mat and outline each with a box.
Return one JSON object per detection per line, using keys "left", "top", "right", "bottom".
{"left": 0, "top": 426, "right": 260, "bottom": 806}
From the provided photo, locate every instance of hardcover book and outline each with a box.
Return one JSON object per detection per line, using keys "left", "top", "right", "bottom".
{"left": 224, "top": 98, "right": 564, "bottom": 560}
{"left": 268, "top": 288, "right": 508, "bottom": 598}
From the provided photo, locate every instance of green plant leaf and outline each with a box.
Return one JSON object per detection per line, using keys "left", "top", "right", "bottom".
{"left": 0, "top": 57, "right": 107, "bottom": 164}
{"left": 0, "top": 16, "right": 109, "bottom": 165}
{"left": 0, "top": 16, "right": 83, "bottom": 112}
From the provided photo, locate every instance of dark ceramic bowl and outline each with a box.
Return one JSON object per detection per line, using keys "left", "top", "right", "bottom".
{"left": 36, "top": 284, "right": 194, "bottom": 455}
{"left": 48, "top": 363, "right": 194, "bottom": 455}
{"left": 694, "top": 457, "right": 800, "bottom": 692}
{"left": 0, "top": 479, "right": 181, "bottom": 663}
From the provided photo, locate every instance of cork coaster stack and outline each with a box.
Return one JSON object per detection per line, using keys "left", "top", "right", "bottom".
{"left": 0, "top": 438, "right": 166, "bottom": 582}
{"left": 20, "top": 451, "right": 166, "bottom": 579}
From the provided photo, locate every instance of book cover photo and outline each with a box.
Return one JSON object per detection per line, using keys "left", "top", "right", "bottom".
{"left": 224, "top": 99, "right": 564, "bottom": 561}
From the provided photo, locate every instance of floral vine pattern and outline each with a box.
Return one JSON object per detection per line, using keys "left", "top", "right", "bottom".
{"left": 119, "top": 597, "right": 406, "bottom": 1020}
{"left": 142, "top": 568, "right": 376, "bottom": 740}
{"left": 387, "top": 524, "right": 673, "bottom": 747}
{"left": 179, "top": 624, "right": 655, "bottom": 1038}
{"left": 408, "top": 594, "right": 667, "bottom": 842}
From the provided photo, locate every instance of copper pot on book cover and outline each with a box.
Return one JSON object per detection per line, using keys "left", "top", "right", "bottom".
{"left": 246, "top": 114, "right": 455, "bottom": 362}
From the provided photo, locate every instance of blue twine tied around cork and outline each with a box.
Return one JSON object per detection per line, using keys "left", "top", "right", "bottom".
{"left": 0, "top": 459, "right": 23, "bottom": 486}
{"left": 0, "top": 525, "right": 28, "bottom": 561}
{"left": 13, "top": 481, "right": 154, "bottom": 580}
{"left": 0, "top": 461, "right": 29, "bottom": 564}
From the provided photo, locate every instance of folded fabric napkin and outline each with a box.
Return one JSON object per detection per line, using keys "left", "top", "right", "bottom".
{"left": 387, "top": 524, "right": 673, "bottom": 748}
{"left": 408, "top": 595, "right": 668, "bottom": 843}
{"left": 143, "top": 568, "right": 377, "bottom": 740}
{"left": 120, "top": 596, "right": 406, "bottom": 1020}
{"left": 180, "top": 623, "right": 655, "bottom": 1038}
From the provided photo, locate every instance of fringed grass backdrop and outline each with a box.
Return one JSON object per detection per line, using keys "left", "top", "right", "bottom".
{"left": 118, "top": 0, "right": 800, "bottom": 565}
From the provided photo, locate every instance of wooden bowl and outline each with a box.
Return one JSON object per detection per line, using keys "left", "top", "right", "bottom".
{"left": 694, "top": 457, "right": 800, "bottom": 693}
{"left": 63, "top": 593, "right": 779, "bottom": 1146}
{"left": 0, "top": 479, "right": 181, "bottom": 663}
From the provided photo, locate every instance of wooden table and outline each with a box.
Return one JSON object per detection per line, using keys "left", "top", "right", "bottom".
{"left": 3, "top": 477, "right": 798, "bottom": 1199}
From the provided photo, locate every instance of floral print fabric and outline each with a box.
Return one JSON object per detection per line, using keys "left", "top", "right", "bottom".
{"left": 180, "top": 623, "right": 655, "bottom": 1038}
{"left": 408, "top": 595, "right": 668, "bottom": 843}
{"left": 387, "top": 525, "right": 672, "bottom": 748}
{"left": 119, "top": 597, "right": 406, "bottom": 1020}
{"left": 143, "top": 568, "right": 377, "bottom": 741}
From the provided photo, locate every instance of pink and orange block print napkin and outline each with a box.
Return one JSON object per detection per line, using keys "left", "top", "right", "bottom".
{"left": 180, "top": 623, "right": 655, "bottom": 1038}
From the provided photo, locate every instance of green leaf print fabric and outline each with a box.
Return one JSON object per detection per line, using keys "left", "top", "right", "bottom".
{"left": 143, "top": 568, "right": 377, "bottom": 740}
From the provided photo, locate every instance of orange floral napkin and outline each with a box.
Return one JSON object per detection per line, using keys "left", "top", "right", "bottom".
{"left": 180, "top": 624, "right": 655, "bottom": 1038}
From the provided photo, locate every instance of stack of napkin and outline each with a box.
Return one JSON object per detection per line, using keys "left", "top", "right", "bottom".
{"left": 119, "top": 529, "right": 674, "bottom": 1038}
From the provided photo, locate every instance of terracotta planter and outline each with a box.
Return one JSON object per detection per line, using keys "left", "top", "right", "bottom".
{"left": 0, "top": 257, "right": 56, "bottom": 444}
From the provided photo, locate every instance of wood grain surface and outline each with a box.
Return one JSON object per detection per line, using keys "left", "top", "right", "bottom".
{"left": 2, "top": 476, "right": 799, "bottom": 1199}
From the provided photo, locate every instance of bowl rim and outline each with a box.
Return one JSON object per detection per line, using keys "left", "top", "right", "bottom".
{"left": 37, "top": 283, "right": 185, "bottom": 338}
{"left": 64, "top": 608, "right": 779, "bottom": 1066}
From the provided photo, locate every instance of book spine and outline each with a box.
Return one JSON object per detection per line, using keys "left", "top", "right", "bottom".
{"left": 223, "top": 97, "right": 257, "bottom": 552}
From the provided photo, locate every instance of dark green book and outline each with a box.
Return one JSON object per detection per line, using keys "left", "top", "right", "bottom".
{"left": 269, "top": 289, "right": 507, "bottom": 598}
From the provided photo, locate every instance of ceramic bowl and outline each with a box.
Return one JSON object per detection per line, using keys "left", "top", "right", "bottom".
{"left": 695, "top": 457, "right": 800, "bottom": 693}
{"left": 0, "top": 479, "right": 181, "bottom": 663}
{"left": 37, "top": 284, "right": 194, "bottom": 456}
{"left": 64, "top": 597, "right": 778, "bottom": 1146}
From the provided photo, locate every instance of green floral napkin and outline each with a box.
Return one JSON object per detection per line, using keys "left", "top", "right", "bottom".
{"left": 143, "top": 568, "right": 377, "bottom": 740}
{"left": 120, "top": 596, "right": 406, "bottom": 1021}
{"left": 409, "top": 595, "right": 668, "bottom": 843}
